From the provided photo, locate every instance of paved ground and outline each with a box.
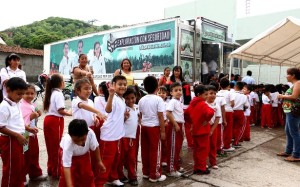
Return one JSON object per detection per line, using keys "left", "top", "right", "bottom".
{"left": 1, "top": 97, "right": 300, "bottom": 187}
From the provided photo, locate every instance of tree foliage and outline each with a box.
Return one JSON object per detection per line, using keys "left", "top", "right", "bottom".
{"left": 0, "top": 17, "right": 117, "bottom": 50}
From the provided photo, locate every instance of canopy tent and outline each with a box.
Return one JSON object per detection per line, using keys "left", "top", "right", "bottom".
{"left": 229, "top": 17, "right": 300, "bottom": 67}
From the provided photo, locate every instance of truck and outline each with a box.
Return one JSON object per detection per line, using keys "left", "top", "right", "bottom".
{"left": 43, "top": 17, "right": 240, "bottom": 85}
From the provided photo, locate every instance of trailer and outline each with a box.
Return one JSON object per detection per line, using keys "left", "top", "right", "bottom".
{"left": 43, "top": 17, "right": 239, "bottom": 85}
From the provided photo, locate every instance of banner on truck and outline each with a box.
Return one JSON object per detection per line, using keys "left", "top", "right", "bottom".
{"left": 49, "top": 21, "right": 176, "bottom": 76}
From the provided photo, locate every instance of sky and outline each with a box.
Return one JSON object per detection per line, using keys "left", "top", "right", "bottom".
{"left": 1, "top": 0, "right": 300, "bottom": 31}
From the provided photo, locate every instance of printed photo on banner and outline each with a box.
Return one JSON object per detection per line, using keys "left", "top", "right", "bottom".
{"left": 49, "top": 21, "right": 176, "bottom": 76}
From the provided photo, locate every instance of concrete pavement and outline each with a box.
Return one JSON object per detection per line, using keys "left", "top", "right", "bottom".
{"left": 1, "top": 98, "right": 300, "bottom": 187}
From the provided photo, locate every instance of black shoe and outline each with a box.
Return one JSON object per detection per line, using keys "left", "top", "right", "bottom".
{"left": 233, "top": 143, "right": 242, "bottom": 148}
{"left": 129, "top": 179, "right": 138, "bottom": 186}
{"left": 120, "top": 177, "right": 129, "bottom": 183}
{"left": 193, "top": 168, "right": 210, "bottom": 175}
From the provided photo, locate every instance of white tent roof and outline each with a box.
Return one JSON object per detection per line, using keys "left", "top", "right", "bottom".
{"left": 229, "top": 17, "right": 300, "bottom": 67}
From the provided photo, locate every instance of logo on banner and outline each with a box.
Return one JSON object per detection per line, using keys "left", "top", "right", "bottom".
{"left": 107, "top": 30, "right": 171, "bottom": 52}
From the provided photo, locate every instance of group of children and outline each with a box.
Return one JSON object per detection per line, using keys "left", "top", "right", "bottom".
{"left": 0, "top": 72, "right": 288, "bottom": 187}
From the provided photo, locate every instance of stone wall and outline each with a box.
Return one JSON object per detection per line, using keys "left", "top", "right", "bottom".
{"left": 0, "top": 52, "right": 43, "bottom": 83}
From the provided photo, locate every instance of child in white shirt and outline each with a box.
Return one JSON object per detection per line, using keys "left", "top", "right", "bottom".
{"left": 59, "top": 119, "right": 105, "bottom": 187}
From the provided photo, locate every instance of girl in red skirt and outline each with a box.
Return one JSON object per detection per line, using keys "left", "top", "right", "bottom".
{"left": 43, "top": 73, "right": 72, "bottom": 179}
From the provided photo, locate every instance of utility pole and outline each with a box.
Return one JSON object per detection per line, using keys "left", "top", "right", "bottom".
{"left": 88, "top": 19, "right": 98, "bottom": 25}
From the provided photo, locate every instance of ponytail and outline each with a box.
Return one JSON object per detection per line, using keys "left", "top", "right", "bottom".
{"left": 43, "top": 74, "right": 63, "bottom": 111}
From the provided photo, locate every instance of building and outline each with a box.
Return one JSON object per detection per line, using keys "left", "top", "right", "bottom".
{"left": 0, "top": 44, "right": 43, "bottom": 82}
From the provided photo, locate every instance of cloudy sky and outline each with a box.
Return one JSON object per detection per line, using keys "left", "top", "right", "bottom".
{"left": 1, "top": 0, "right": 300, "bottom": 30}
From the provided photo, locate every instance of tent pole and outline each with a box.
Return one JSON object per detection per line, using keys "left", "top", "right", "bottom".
{"left": 279, "top": 64, "right": 282, "bottom": 84}
{"left": 229, "top": 58, "right": 233, "bottom": 77}
{"left": 258, "top": 61, "right": 261, "bottom": 84}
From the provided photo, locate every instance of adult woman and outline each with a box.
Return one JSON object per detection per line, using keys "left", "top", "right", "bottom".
{"left": 90, "top": 41, "right": 106, "bottom": 74}
{"left": 72, "top": 54, "right": 98, "bottom": 99}
{"left": 114, "top": 58, "right": 134, "bottom": 86}
{"left": 277, "top": 68, "right": 300, "bottom": 162}
{"left": 158, "top": 67, "right": 170, "bottom": 86}
{"left": 166, "top": 66, "right": 185, "bottom": 84}
{"left": 1, "top": 53, "right": 26, "bottom": 98}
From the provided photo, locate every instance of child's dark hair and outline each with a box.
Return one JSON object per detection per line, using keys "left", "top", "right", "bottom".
{"left": 158, "top": 86, "right": 167, "bottom": 93}
{"left": 5, "top": 53, "right": 20, "bottom": 67}
{"left": 99, "top": 81, "right": 109, "bottom": 101}
{"left": 26, "top": 84, "right": 36, "bottom": 92}
{"left": 269, "top": 84, "right": 276, "bottom": 93}
{"left": 206, "top": 85, "right": 217, "bottom": 92}
{"left": 43, "top": 74, "right": 64, "bottom": 112}
{"left": 209, "top": 81, "right": 219, "bottom": 91}
{"left": 243, "top": 84, "right": 252, "bottom": 92}
{"left": 194, "top": 85, "right": 208, "bottom": 96}
{"left": 143, "top": 76, "right": 158, "bottom": 94}
{"left": 230, "top": 82, "right": 235, "bottom": 89}
{"left": 6, "top": 77, "right": 27, "bottom": 91}
{"left": 182, "top": 82, "right": 191, "bottom": 105}
{"left": 68, "top": 119, "right": 89, "bottom": 137}
{"left": 169, "top": 82, "right": 181, "bottom": 92}
{"left": 123, "top": 86, "right": 137, "bottom": 98}
{"left": 235, "top": 81, "right": 244, "bottom": 90}
{"left": 111, "top": 75, "right": 127, "bottom": 84}
{"left": 275, "top": 84, "right": 283, "bottom": 94}
{"left": 220, "top": 78, "right": 230, "bottom": 89}
{"left": 74, "top": 78, "right": 91, "bottom": 94}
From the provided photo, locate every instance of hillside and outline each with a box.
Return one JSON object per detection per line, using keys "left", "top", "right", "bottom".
{"left": 0, "top": 17, "right": 119, "bottom": 50}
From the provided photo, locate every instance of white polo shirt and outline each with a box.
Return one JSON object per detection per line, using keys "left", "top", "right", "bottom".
{"left": 207, "top": 101, "right": 221, "bottom": 125}
{"left": 46, "top": 89, "right": 65, "bottom": 117}
{"left": 60, "top": 129, "right": 98, "bottom": 167}
{"left": 124, "top": 105, "right": 139, "bottom": 138}
{"left": 270, "top": 92, "right": 279, "bottom": 107}
{"left": 215, "top": 96, "right": 226, "bottom": 124}
{"left": 217, "top": 90, "right": 234, "bottom": 112}
{"left": 1, "top": 67, "right": 26, "bottom": 98}
{"left": 94, "top": 96, "right": 107, "bottom": 115}
{"left": 166, "top": 98, "right": 184, "bottom": 123}
{"left": 244, "top": 95, "right": 251, "bottom": 116}
{"left": 138, "top": 94, "right": 165, "bottom": 127}
{"left": 262, "top": 94, "right": 271, "bottom": 104}
{"left": 100, "top": 94, "right": 125, "bottom": 141}
{"left": 0, "top": 98, "right": 25, "bottom": 134}
{"left": 72, "top": 97, "right": 95, "bottom": 127}
{"left": 232, "top": 91, "right": 248, "bottom": 110}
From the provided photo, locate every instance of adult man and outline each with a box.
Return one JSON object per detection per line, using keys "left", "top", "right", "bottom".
{"left": 242, "top": 70, "right": 255, "bottom": 84}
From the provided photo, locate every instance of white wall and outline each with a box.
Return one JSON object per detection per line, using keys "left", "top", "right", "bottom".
{"left": 242, "top": 64, "right": 289, "bottom": 85}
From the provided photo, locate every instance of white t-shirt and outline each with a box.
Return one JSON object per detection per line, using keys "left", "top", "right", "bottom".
{"left": 46, "top": 89, "right": 65, "bottom": 117}
{"left": 60, "top": 129, "right": 98, "bottom": 167}
{"left": 207, "top": 101, "right": 221, "bottom": 125}
{"left": 91, "top": 56, "right": 106, "bottom": 74}
{"left": 201, "top": 62, "right": 209, "bottom": 75}
{"left": 59, "top": 56, "right": 71, "bottom": 75}
{"left": 0, "top": 98, "right": 25, "bottom": 134}
{"left": 249, "top": 91, "right": 257, "bottom": 106}
{"left": 138, "top": 94, "right": 165, "bottom": 127}
{"left": 262, "top": 94, "right": 271, "bottom": 104}
{"left": 1, "top": 67, "right": 27, "bottom": 98}
{"left": 215, "top": 96, "right": 226, "bottom": 123}
{"left": 94, "top": 96, "right": 107, "bottom": 115}
{"left": 244, "top": 95, "right": 251, "bottom": 116}
{"left": 72, "top": 97, "right": 95, "bottom": 127}
{"left": 232, "top": 91, "right": 249, "bottom": 110}
{"left": 124, "top": 105, "right": 139, "bottom": 138}
{"left": 270, "top": 92, "right": 279, "bottom": 107}
{"left": 217, "top": 90, "right": 234, "bottom": 112}
{"left": 100, "top": 95, "right": 125, "bottom": 141}
{"left": 166, "top": 98, "right": 185, "bottom": 123}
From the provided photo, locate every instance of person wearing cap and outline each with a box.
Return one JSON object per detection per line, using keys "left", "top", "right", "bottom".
{"left": 0, "top": 53, "right": 27, "bottom": 99}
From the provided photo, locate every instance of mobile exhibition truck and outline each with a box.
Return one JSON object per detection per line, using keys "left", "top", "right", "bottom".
{"left": 43, "top": 17, "right": 240, "bottom": 85}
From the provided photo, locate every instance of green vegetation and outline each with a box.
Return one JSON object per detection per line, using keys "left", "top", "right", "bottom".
{"left": 0, "top": 17, "right": 119, "bottom": 50}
